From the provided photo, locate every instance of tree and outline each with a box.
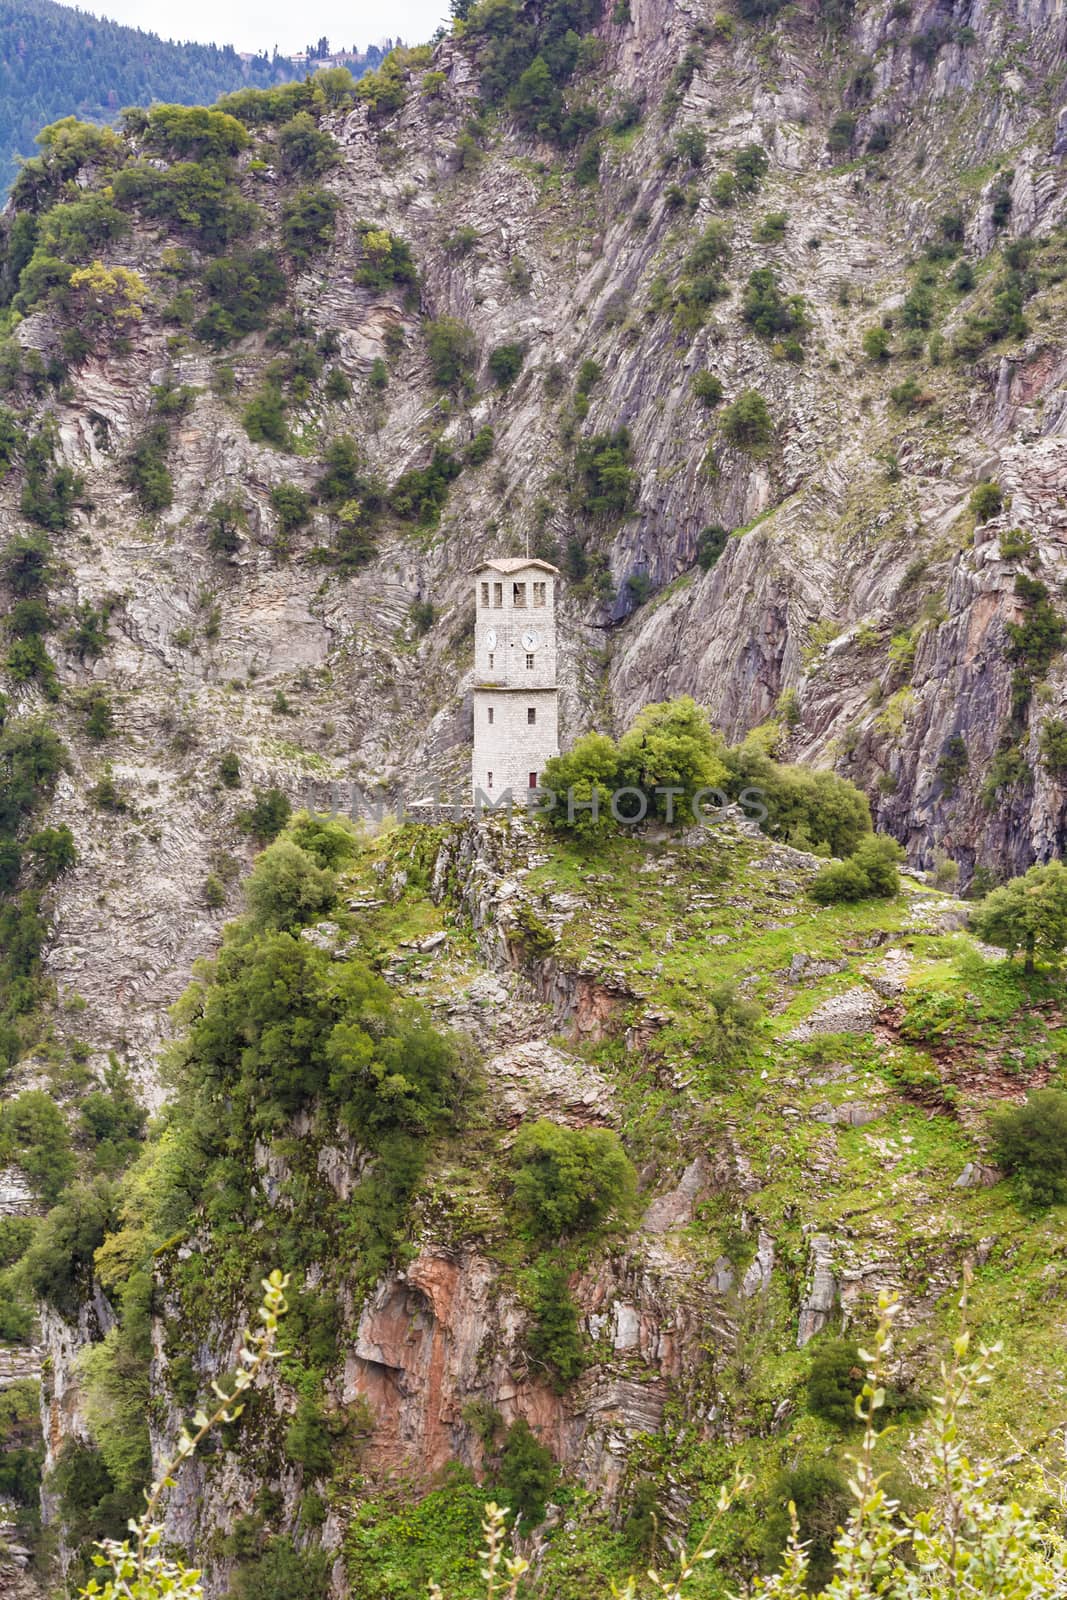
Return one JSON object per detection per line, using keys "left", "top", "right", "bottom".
{"left": 970, "top": 860, "right": 1067, "bottom": 973}
{"left": 720, "top": 389, "right": 774, "bottom": 451}
{"left": 67, "top": 262, "right": 147, "bottom": 329}
{"left": 540, "top": 731, "right": 621, "bottom": 844}
{"left": 806, "top": 1337, "right": 864, "bottom": 1426}
{"left": 510, "top": 1119, "right": 636, "bottom": 1240}
{"left": 989, "top": 1088, "right": 1067, "bottom": 1209}
{"left": 26, "top": 824, "right": 77, "bottom": 881}
{"left": 243, "top": 840, "right": 337, "bottom": 930}
{"left": 425, "top": 317, "right": 477, "bottom": 392}
{"left": 494, "top": 1419, "right": 558, "bottom": 1527}
{"left": 616, "top": 696, "right": 728, "bottom": 820}
{"left": 810, "top": 835, "right": 902, "bottom": 904}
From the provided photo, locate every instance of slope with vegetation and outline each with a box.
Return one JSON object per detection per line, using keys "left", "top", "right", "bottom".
{"left": 4, "top": 705, "right": 1067, "bottom": 1597}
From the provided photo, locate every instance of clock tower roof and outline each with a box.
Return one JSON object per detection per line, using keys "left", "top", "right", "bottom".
{"left": 473, "top": 557, "right": 560, "bottom": 576}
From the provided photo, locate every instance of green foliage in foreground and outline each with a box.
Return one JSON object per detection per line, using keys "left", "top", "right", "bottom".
{"left": 79, "top": 1293, "right": 1067, "bottom": 1600}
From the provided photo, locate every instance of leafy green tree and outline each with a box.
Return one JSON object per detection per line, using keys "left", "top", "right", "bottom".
{"left": 511, "top": 1119, "right": 636, "bottom": 1240}
{"left": 425, "top": 316, "right": 477, "bottom": 392}
{"left": 488, "top": 341, "right": 526, "bottom": 387}
{"left": 806, "top": 1337, "right": 864, "bottom": 1426}
{"left": 26, "top": 824, "right": 77, "bottom": 881}
{"left": 540, "top": 731, "right": 621, "bottom": 844}
{"left": 573, "top": 429, "right": 638, "bottom": 518}
{"left": 243, "top": 840, "right": 337, "bottom": 930}
{"left": 0, "top": 1089, "right": 75, "bottom": 1203}
{"left": 494, "top": 1419, "right": 558, "bottom": 1527}
{"left": 970, "top": 860, "right": 1067, "bottom": 972}
{"left": 238, "top": 788, "right": 292, "bottom": 845}
{"left": 277, "top": 112, "right": 338, "bottom": 177}
{"left": 526, "top": 1264, "right": 587, "bottom": 1389}
{"left": 989, "top": 1088, "right": 1067, "bottom": 1209}
{"left": 617, "top": 696, "right": 728, "bottom": 819}
{"left": 720, "top": 389, "right": 774, "bottom": 451}
{"left": 281, "top": 188, "right": 339, "bottom": 268}
{"left": 762, "top": 1460, "right": 851, "bottom": 1589}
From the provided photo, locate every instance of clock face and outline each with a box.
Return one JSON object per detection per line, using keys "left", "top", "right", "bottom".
{"left": 521, "top": 630, "right": 540, "bottom": 652}
{"left": 485, "top": 629, "right": 497, "bottom": 650}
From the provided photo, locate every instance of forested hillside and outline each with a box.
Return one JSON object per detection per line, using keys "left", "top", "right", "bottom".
{"left": 0, "top": 0, "right": 311, "bottom": 192}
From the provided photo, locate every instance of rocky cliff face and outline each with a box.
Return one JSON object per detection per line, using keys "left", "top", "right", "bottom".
{"left": 0, "top": 0, "right": 1062, "bottom": 1095}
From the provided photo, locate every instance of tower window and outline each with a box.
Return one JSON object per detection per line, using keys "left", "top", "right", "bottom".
{"left": 513, "top": 582, "right": 527, "bottom": 607}
{"left": 480, "top": 582, "right": 490, "bottom": 606}
{"left": 487, "top": 706, "right": 494, "bottom": 724}
{"left": 487, "top": 771, "right": 493, "bottom": 789}
{"left": 493, "top": 583, "right": 503, "bottom": 608}
{"left": 525, "top": 653, "right": 534, "bottom": 669}
{"left": 533, "top": 582, "right": 546, "bottom": 606}
{"left": 527, "top": 707, "right": 536, "bottom": 724}
{"left": 488, "top": 652, "right": 494, "bottom": 670}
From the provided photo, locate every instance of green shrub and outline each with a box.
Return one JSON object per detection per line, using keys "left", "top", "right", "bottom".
{"left": 732, "top": 142, "right": 769, "bottom": 192}
{"left": 807, "top": 1338, "right": 864, "bottom": 1426}
{"left": 1, "top": 530, "right": 52, "bottom": 596}
{"left": 205, "top": 494, "right": 247, "bottom": 557}
{"left": 494, "top": 1419, "right": 558, "bottom": 1527}
{"left": 969, "top": 480, "right": 1003, "bottom": 522}
{"left": 281, "top": 187, "right": 339, "bottom": 268}
{"left": 284, "top": 1394, "right": 334, "bottom": 1477}
{"left": 19, "top": 1177, "right": 115, "bottom": 1314}
{"left": 692, "top": 369, "right": 724, "bottom": 408}
{"left": 27, "top": 824, "right": 77, "bottom": 881}
{"left": 465, "top": 425, "right": 495, "bottom": 466}
{"left": 243, "top": 839, "right": 337, "bottom": 931}
{"left": 389, "top": 445, "right": 461, "bottom": 526}
{"left": 124, "top": 421, "right": 172, "bottom": 512}
{"left": 1040, "top": 717, "right": 1067, "bottom": 775}
{"left": 0, "top": 1090, "right": 75, "bottom": 1203}
{"left": 277, "top": 112, "right": 338, "bottom": 177}
{"left": 195, "top": 250, "right": 287, "bottom": 346}
{"left": 742, "top": 268, "right": 808, "bottom": 340}
{"left": 696, "top": 523, "right": 728, "bottom": 570}
{"left": 573, "top": 428, "right": 638, "bottom": 518}
{"left": 720, "top": 389, "right": 774, "bottom": 451}
{"left": 526, "top": 1263, "right": 587, "bottom": 1389}
{"left": 243, "top": 386, "right": 288, "bottom": 448}
{"left": 862, "top": 324, "right": 891, "bottom": 360}
{"left": 237, "top": 788, "right": 292, "bottom": 845}
{"left": 270, "top": 482, "right": 312, "bottom": 535}
{"left": 511, "top": 1119, "right": 636, "bottom": 1241}
{"left": 218, "top": 750, "right": 241, "bottom": 788}
{"left": 488, "top": 341, "right": 526, "bottom": 387}
{"left": 810, "top": 834, "right": 903, "bottom": 903}
{"left": 762, "top": 1460, "right": 851, "bottom": 1588}
{"left": 354, "top": 221, "right": 418, "bottom": 289}
{"left": 989, "top": 1088, "right": 1067, "bottom": 1209}
{"left": 425, "top": 316, "right": 477, "bottom": 392}
{"left": 755, "top": 210, "right": 787, "bottom": 242}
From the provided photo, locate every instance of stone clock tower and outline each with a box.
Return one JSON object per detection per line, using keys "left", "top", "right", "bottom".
{"left": 472, "top": 557, "right": 560, "bottom": 801}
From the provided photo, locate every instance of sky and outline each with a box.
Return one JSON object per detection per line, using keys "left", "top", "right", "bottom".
{"left": 90, "top": 0, "right": 450, "bottom": 56}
